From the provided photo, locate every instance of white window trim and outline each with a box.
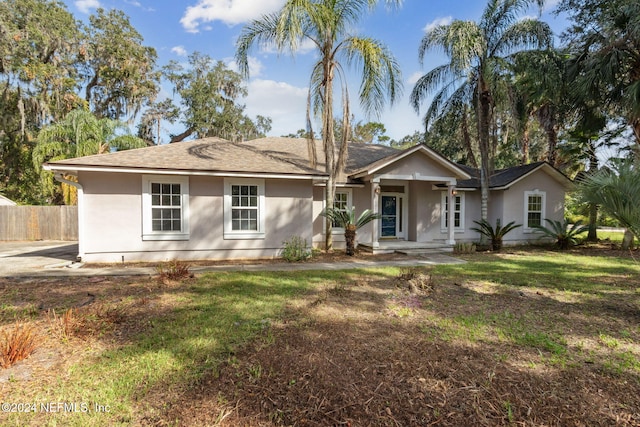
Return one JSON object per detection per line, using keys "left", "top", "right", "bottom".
{"left": 142, "top": 175, "right": 190, "bottom": 241}
{"left": 524, "top": 190, "right": 546, "bottom": 233}
{"left": 224, "top": 178, "right": 266, "bottom": 240}
{"left": 441, "top": 191, "right": 465, "bottom": 232}
{"left": 331, "top": 189, "right": 353, "bottom": 235}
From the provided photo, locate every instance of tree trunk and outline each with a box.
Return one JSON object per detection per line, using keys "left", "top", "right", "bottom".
{"left": 477, "top": 77, "right": 492, "bottom": 227}
{"left": 521, "top": 120, "right": 530, "bottom": 164}
{"left": 345, "top": 225, "right": 356, "bottom": 256}
{"left": 621, "top": 229, "right": 635, "bottom": 250}
{"left": 586, "top": 145, "right": 599, "bottom": 242}
{"left": 538, "top": 104, "right": 558, "bottom": 166}
{"left": 461, "top": 105, "right": 477, "bottom": 168}
{"left": 322, "top": 56, "right": 336, "bottom": 251}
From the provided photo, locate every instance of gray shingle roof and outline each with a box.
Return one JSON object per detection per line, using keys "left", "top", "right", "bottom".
{"left": 45, "top": 137, "right": 328, "bottom": 177}
{"left": 45, "top": 136, "right": 402, "bottom": 180}
{"left": 241, "top": 137, "right": 401, "bottom": 175}
{"left": 443, "top": 161, "right": 571, "bottom": 189}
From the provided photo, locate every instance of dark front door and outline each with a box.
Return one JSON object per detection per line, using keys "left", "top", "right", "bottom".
{"left": 381, "top": 195, "right": 397, "bottom": 237}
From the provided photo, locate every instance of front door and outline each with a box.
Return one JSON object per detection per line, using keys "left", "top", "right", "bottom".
{"left": 381, "top": 195, "right": 399, "bottom": 237}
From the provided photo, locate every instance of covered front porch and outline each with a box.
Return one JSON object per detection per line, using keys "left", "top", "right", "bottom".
{"left": 346, "top": 144, "right": 474, "bottom": 253}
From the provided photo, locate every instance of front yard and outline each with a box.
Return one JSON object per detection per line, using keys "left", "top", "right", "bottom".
{"left": 0, "top": 248, "right": 639, "bottom": 426}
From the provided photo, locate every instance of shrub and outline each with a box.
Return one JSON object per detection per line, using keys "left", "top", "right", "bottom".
{"left": 532, "top": 218, "right": 588, "bottom": 250}
{"left": 320, "top": 207, "right": 380, "bottom": 256}
{"left": 281, "top": 236, "right": 311, "bottom": 262}
{"left": 471, "top": 219, "right": 521, "bottom": 251}
{"left": 1, "top": 323, "right": 39, "bottom": 368}
{"left": 453, "top": 242, "right": 476, "bottom": 254}
{"left": 156, "top": 260, "right": 193, "bottom": 281}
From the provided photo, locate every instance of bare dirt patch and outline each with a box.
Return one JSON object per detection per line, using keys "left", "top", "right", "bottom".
{"left": 158, "top": 268, "right": 640, "bottom": 426}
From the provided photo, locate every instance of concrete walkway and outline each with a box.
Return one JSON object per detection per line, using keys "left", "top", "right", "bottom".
{"left": 0, "top": 241, "right": 465, "bottom": 278}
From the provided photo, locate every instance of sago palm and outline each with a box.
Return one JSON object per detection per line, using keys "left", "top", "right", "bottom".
{"left": 321, "top": 207, "right": 380, "bottom": 255}
{"left": 532, "top": 218, "right": 588, "bottom": 250}
{"left": 235, "top": 0, "right": 402, "bottom": 251}
{"left": 411, "top": 0, "right": 551, "bottom": 224}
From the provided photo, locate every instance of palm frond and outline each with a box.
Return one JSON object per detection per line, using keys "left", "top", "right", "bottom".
{"left": 342, "top": 36, "right": 402, "bottom": 116}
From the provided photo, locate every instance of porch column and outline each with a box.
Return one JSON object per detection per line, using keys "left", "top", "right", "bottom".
{"left": 446, "top": 184, "right": 456, "bottom": 245}
{"left": 371, "top": 179, "right": 380, "bottom": 248}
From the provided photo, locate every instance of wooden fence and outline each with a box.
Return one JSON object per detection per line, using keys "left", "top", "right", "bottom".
{"left": 0, "top": 206, "right": 78, "bottom": 241}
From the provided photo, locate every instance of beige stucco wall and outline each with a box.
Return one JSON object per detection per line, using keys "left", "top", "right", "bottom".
{"left": 376, "top": 152, "right": 456, "bottom": 178}
{"left": 79, "top": 171, "right": 314, "bottom": 262}
{"left": 499, "top": 169, "right": 566, "bottom": 244}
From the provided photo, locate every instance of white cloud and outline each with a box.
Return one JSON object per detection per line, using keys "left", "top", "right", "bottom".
{"left": 243, "top": 79, "right": 308, "bottom": 136}
{"left": 181, "top": 0, "right": 285, "bottom": 33}
{"left": 171, "top": 46, "right": 188, "bottom": 57}
{"left": 75, "top": 0, "right": 100, "bottom": 14}
{"left": 423, "top": 16, "right": 453, "bottom": 33}
{"left": 407, "top": 71, "right": 423, "bottom": 85}
{"left": 226, "top": 56, "right": 264, "bottom": 77}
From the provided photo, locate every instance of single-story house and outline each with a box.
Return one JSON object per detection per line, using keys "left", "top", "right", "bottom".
{"left": 43, "top": 137, "right": 571, "bottom": 262}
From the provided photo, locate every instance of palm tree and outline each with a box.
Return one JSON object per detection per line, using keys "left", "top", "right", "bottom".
{"left": 512, "top": 49, "right": 570, "bottom": 166}
{"left": 561, "top": 0, "right": 640, "bottom": 146}
{"left": 33, "top": 109, "right": 145, "bottom": 203}
{"left": 235, "top": 0, "right": 402, "bottom": 251}
{"left": 321, "top": 206, "right": 380, "bottom": 255}
{"left": 411, "top": 0, "right": 551, "bottom": 223}
{"left": 578, "top": 161, "right": 640, "bottom": 246}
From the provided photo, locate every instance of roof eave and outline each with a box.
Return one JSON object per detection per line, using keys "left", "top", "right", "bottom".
{"left": 43, "top": 163, "right": 329, "bottom": 181}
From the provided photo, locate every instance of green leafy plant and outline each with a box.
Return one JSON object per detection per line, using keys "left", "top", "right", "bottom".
{"left": 471, "top": 219, "right": 521, "bottom": 251}
{"left": 533, "top": 218, "right": 588, "bottom": 250}
{"left": 281, "top": 236, "right": 312, "bottom": 262}
{"left": 320, "top": 207, "right": 380, "bottom": 256}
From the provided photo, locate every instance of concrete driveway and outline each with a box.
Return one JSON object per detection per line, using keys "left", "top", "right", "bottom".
{"left": 0, "top": 241, "right": 79, "bottom": 277}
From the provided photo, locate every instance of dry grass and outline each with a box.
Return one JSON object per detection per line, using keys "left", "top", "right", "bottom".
{"left": 1, "top": 323, "right": 40, "bottom": 369}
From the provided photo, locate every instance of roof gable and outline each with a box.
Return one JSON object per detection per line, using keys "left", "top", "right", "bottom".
{"left": 349, "top": 144, "right": 471, "bottom": 180}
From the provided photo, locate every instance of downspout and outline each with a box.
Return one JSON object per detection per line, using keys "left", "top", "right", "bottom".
{"left": 53, "top": 173, "right": 85, "bottom": 261}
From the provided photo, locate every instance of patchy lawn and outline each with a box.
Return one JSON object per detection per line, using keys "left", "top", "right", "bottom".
{"left": 0, "top": 248, "right": 639, "bottom": 426}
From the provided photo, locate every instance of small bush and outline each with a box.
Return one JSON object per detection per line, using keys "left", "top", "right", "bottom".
{"left": 46, "top": 308, "right": 77, "bottom": 339}
{"left": 156, "top": 260, "right": 193, "bottom": 281}
{"left": 453, "top": 242, "right": 476, "bottom": 254}
{"left": 1, "top": 323, "right": 39, "bottom": 368}
{"left": 281, "top": 236, "right": 311, "bottom": 262}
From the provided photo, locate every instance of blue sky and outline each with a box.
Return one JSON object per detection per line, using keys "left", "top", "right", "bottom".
{"left": 63, "top": 0, "right": 568, "bottom": 141}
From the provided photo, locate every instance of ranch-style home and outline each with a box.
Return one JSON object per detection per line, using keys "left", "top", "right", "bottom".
{"left": 43, "top": 137, "right": 572, "bottom": 262}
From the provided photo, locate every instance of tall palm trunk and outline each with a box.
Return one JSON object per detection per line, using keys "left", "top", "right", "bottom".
{"left": 586, "top": 144, "right": 598, "bottom": 242}
{"left": 323, "top": 56, "right": 336, "bottom": 251}
{"left": 477, "top": 78, "right": 492, "bottom": 225}
{"left": 461, "top": 105, "right": 478, "bottom": 168}
{"left": 537, "top": 104, "right": 558, "bottom": 166}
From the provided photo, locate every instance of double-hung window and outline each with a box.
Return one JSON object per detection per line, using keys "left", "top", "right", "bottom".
{"left": 142, "top": 175, "right": 189, "bottom": 240}
{"left": 524, "top": 191, "right": 545, "bottom": 232}
{"left": 331, "top": 189, "right": 352, "bottom": 233}
{"left": 441, "top": 192, "right": 464, "bottom": 231}
{"left": 224, "top": 178, "right": 265, "bottom": 239}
